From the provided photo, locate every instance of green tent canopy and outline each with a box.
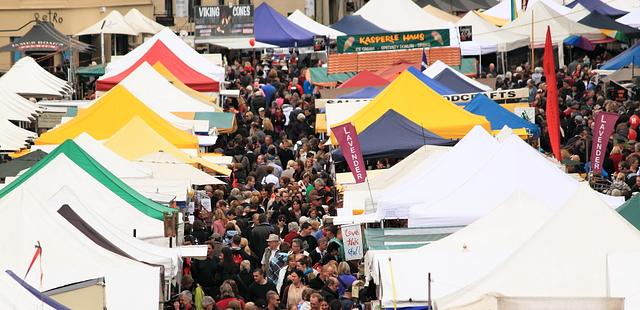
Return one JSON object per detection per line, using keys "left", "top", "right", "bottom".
{"left": 0, "top": 139, "right": 177, "bottom": 220}
{"left": 76, "top": 63, "right": 106, "bottom": 77}
{"left": 309, "top": 67, "right": 355, "bottom": 84}
{"left": 617, "top": 195, "right": 640, "bottom": 230}
{"left": 364, "top": 226, "right": 460, "bottom": 250}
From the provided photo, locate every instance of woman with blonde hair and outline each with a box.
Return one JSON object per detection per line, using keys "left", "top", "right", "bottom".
{"left": 337, "top": 262, "right": 356, "bottom": 296}
{"left": 240, "top": 237, "right": 259, "bottom": 262}
{"left": 263, "top": 118, "right": 275, "bottom": 137}
{"left": 212, "top": 208, "right": 228, "bottom": 236}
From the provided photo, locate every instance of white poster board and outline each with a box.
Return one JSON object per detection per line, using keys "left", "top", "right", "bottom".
{"left": 343, "top": 224, "right": 364, "bottom": 260}
{"left": 514, "top": 107, "right": 536, "bottom": 124}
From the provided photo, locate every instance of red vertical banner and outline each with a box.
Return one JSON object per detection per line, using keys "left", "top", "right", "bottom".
{"left": 331, "top": 123, "right": 367, "bottom": 184}
{"left": 590, "top": 112, "right": 619, "bottom": 174}
{"left": 543, "top": 26, "right": 561, "bottom": 161}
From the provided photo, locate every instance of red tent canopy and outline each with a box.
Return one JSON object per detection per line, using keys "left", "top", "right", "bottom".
{"left": 376, "top": 61, "right": 419, "bottom": 82}
{"left": 96, "top": 40, "right": 219, "bottom": 92}
{"left": 337, "top": 70, "right": 389, "bottom": 89}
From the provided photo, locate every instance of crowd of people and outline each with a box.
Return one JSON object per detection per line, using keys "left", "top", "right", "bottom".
{"left": 171, "top": 44, "right": 639, "bottom": 309}
{"left": 173, "top": 55, "right": 366, "bottom": 310}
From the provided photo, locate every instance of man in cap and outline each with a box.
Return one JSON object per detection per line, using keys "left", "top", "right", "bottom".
{"left": 262, "top": 234, "right": 281, "bottom": 273}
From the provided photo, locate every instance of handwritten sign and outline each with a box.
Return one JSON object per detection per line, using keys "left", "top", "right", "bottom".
{"left": 343, "top": 224, "right": 363, "bottom": 260}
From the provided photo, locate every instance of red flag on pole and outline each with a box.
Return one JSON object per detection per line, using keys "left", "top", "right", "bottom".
{"left": 543, "top": 26, "right": 561, "bottom": 161}
{"left": 24, "top": 241, "right": 42, "bottom": 284}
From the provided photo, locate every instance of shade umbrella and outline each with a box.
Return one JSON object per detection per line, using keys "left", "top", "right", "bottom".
{"left": 75, "top": 10, "right": 138, "bottom": 64}
{"left": 564, "top": 35, "right": 595, "bottom": 51}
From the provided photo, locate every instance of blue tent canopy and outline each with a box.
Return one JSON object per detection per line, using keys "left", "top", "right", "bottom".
{"left": 254, "top": 3, "right": 315, "bottom": 47}
{"left": 407, "top": 66, "right": 456, "bottom": 95}
{"left": 332, "top": 110, "right": 455, "bottom": 161}
{"left": 432, "top": 68, "right": 485, "bottom": 93}
{"left": 330, "top": 15, "right": 388, "bottom": 35}
{"left": 338, "top": 87, "right": 384, "bottom": 99}
{"left": 567, "top": 0, "right": 627, "bottom": 17}
{"left": 601, "top": 41, "right": 640, "bottom": 70}
{"left": 5, "top": 270, "right": 71, "bottom": 310}
{"left": 464, "top": 94, "right": 540, "bottom": 135}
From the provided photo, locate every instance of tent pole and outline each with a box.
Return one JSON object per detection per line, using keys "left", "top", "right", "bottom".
{"left": 530, "top": 9, "right": 535, "bottom": 67}
{"left": 100, "top": 31, "right": 105, "bottom": 64}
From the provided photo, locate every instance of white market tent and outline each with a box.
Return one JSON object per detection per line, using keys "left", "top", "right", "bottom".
{"left": 336, "top": 144, "right": 450, "bottom": 222}
{"left": 124, "top": 8, "right": 166, "bottom": 34}
{"left": 0, "top": 119, "right": 36, "bottom": 151}
{"left": 374, "top": 126, "right": 499, "bottom": 219}
{"left": 0, "top": 270, "right": 68, "bottom": 310}
{"left": 74, "top": 133, "right": 152, "bottom": 179}
{"left": 325, "top": 100, "right": 370, "bottom": 136}
{"left": 502, "top": 1, "right": 604, "bottom": 45}
{"left": 0, "top": 84, "right": 41, "bottom": 122}
{"left": 288, "top": 10, "right": 345, "bottom": 39}
{"left": 51, "top": 186, "right": 180, "bottom": 278}
{"left": 4, "top": 153, "right": 170, "bottom": 246}
{"left": 193, "top": 37, "right": 278, "bottom": 50}
{"left": 119, "top": 62, "right": 221, "bottom": 113}
{"left": 0, "top": 186, "right": 161, "bottom": 310}
{"left": 423, "top": 60, "right": 493, "bottom": 91}
{"left": 120, "top": 151, "right": 224, "bottom": 202}
{"left": 608, "top": 0, "right": 640, "bottom": 12}
{"left": 455, "top": 11, "right": 529, "bottom": 54}
{"left": 366, "top": 191, "right": 553, "bottom": 308}
{"left": 567, "top": 3, "right": 591, "bottom": 22}
{"left": 617, "top": 8, "right": 640, "bottom": 28}
{"left": 354, "top": 0, "right": 453, "bottom": 32}
{"left": 0, "top": 57, "right": 72, "bottom": 98}
{"left": 135, "top": 152, "right": 225, "bottom": 186}
{"left": 102, "top": 28, "right": 225, "bottom": 84}
{"left": 437, "top": 185, "right": 640, "bottom": 309}
{"left": 76, "top": 10, "right": 137, "bottom": 36}
{"left": 406, "top": 134, "right": 579, "bottom": 227}
{"left": 482, "top": 0, "right": 525, "bottom": 21}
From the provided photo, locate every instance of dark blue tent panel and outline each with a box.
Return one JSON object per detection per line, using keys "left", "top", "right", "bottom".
{"left": 432, "top": 68, "right": 485, "bottom": 93}
{"left": 464, "top": 94, "right": 540, "bottom": 135}
{"left": 254, "top": 3, "right": 315, "bottom": 47}
{"left": 332, "top": 110, "right": 455, "bottom": 161}
{"left": 338, "top": 87, "right": 384, "bottom": 99}
{"left": 407, "top": 66, "right": 456, "bottom": 95}
{"left": 567, "top": 0, "right": 627, "bottom": 17}
{"left": 601, "top": 41, "right": 640, "bottom": 70}
{"left": 5, "top": 270, "right": 71, "bottom": 310}
{"left": 579, "top": 12, "right": 640, "bottom": 39}
{"left": 330, "top": 15, "right": 388, "bottom": 35}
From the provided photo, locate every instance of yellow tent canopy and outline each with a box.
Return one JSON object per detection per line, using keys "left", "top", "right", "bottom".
{"left": 152, "top": 62, "right": 220, "bottom": 110}
{"left": 104, "top": 117, "right": 231, "bottom": 176}
{"left": 476, "top": 10, "right": 508, "bottom": 27}
{"left": 36, "top": 85, "right": 199, "bottom": 148}
{"left": 336, "top": 70, "right": 491, "bottom": 140}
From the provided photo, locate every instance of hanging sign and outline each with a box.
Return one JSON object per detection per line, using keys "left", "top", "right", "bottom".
{"left": 590, "top": 112, "right": 619, "bottom": 174}
{"left": 194, "top": 5, "right": 254, "bottom": 37}
{"left": 342, "top": 224, "right": 363, "bottom": 260}
{"left": 336, "top": 29, "right": 450, "bottom": 53}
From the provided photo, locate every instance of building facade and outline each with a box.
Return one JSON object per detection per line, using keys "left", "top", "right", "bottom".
{"left": 0, "top": 1, "right": 155, "bottom": 70}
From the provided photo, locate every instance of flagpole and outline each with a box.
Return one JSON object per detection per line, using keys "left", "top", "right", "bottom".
{"left": 531, "top": 9, "right": 535, "bottom": 67}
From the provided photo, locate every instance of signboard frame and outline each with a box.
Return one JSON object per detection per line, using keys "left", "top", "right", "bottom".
{"left": 194, "top": 5, "right": 254, "bottom": 37}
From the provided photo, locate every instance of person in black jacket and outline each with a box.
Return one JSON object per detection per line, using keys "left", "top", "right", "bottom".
{"left": 191, "top": 243, "right": 222, "bottom": 298}
{"left": 247, "top": 268, "right": 277, "bottom": 305}
{"left": 221, "top": 247, "right": 241, "bottom": 282}
{"left": 251, "top": 213, "right": 275, "bottom": 259}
